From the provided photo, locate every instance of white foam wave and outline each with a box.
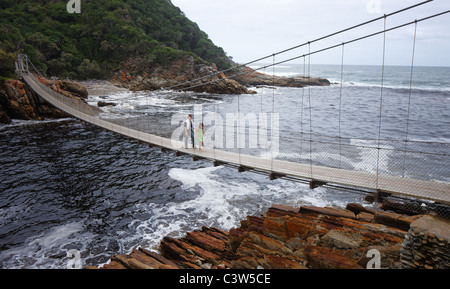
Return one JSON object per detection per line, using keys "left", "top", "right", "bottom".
{"left": 129, "top": 165, "right": 364, "bottom": 253}
{"left": 87, "top": 91, "right": 183, "bottom": 111}
{"left": 350, "top": 138, "right": 394, "bottom": 174}
{"left": 0, "top": 222, "right": 93, "bottom": 269}
{"left": 0, "top": 118, "right": 74, "bottom": 132}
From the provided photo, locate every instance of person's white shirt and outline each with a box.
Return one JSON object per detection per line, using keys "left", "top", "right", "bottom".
{"left": 184, "top": 117, "right": 194, "bottom": 132}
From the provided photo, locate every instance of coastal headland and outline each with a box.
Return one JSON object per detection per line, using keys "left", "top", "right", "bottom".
{"left": 88, "top": 203, "right": 450, "bottom": 269}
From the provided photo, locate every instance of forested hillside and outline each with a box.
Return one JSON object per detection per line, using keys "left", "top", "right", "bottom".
{"left": 0, "top": 0, "right": 233, "bottom": 79}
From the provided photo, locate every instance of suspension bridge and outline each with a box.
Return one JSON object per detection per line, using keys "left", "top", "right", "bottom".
{"left": 15, "top": 1, "right": 450, "bottom": 207}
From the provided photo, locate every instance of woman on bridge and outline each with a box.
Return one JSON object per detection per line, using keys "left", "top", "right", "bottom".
{"left": 196, "top": 122, "right": 205, "bottom": 152}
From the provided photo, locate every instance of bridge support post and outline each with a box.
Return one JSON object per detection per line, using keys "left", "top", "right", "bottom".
{"left": 309, "top": 179, "right": 327, "bottom": 189}
{"left": 213, "top": 160, "right": 226, "bottom": 167}
{"left": 269, "top": 172, "right": 284, "bottom": 181}
{"left": 238, "top": 165, "right": 249, "bottom": 173}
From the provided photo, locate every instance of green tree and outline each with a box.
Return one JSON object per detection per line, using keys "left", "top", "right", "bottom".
{"left": 0, "top": 0, "right": 235, "bottom": 79}
{"left": 0, "top": 48, "right": 16, "bottom": 78}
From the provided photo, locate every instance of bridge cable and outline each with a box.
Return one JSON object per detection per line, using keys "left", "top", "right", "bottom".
{"left": 166, "top": 0, "right": 433, "bottom": 92}
{"left": 307, "top": 43, "right": 313, "bottom": 179}
{"left": 174, "top": 9, "right": 450, "bottom": 94}
{"left": 238, "top": 76, "right": 242, "bottom": 166}
{"left": 261, "top": 66, "right": 269, "bottom": 160}
{"left": 375, "top": 15, "right": 387, "bottom": 190}
{"left": 299, "top": 57, "right": 306, "bottom": 164}
{"left": 213, "top": 94, "right": 217, "bottom": 161}
{"left": 270, "top": 54, "right": 275, "bottom": 172}
{"left": 402, "top": 20, "right": 418, "bottom": 177}
{"left": 338, "top": 43, "right": 345, "bottom": 170}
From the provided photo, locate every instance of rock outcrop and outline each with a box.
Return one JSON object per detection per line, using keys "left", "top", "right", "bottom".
{"left": 400, "top": 215, "right": 450, "bottom": 269}
{"left": 92, "top": 203, "right": 449, "bottom": 270}
{"left": 0, "top": 79, "right": 64, "bottom": 124}
{"left": 109, "top": 57, "right": 330, "bottom": 94}
{"left": 110, "top": 56, "right": 253, "bottom": 95}
{"left": 229, "top": 65, "right": 331, "bottom": 88}
{"left": 0, "top": 77, "right": 91, "bottom": 124}
{"left": 41, "top": 78, "right": 89, "bottom": 100}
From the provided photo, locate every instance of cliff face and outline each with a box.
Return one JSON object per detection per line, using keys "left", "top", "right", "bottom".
{"left": 0, "top": 78, "right": 89, "bottom": 124}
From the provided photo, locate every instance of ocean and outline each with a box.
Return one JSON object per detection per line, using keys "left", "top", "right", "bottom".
{"left": 0, "top": 64, "right": 449, "bottom": 268}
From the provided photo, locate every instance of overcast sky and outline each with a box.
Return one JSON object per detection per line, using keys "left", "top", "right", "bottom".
{"left": 171, "top": 0, "right": 450, "bottom": 66}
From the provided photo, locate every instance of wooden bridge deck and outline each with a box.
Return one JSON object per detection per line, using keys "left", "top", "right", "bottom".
{"left": 22, "top": 73, "right": 450, "bottom": 205}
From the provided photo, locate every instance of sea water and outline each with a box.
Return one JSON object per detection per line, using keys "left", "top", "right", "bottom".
{"left": 0, "top": 64, "right": 448, "bottom": 268}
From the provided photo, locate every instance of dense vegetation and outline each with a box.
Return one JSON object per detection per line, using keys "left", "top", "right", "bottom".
{"left": 0, "top": 0, "right": 233, "bottom": 79}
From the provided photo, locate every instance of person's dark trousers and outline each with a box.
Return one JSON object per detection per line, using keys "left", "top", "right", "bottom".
{"left": 190, "top": 130, "right": 195, "bottom": 148}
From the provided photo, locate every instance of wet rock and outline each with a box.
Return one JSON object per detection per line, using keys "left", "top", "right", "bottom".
{"left": 93, "top": 204, "right": 449, "bottom": 270}
{"left": 97, "top": 101, "right": 117, "bottom": 107}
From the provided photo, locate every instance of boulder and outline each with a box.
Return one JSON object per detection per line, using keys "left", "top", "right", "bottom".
{"left": 97, "top": 101, "right": 117, "bottom": 107}
{"left": 60, "top": 80, "right": 89, "bottom": 99}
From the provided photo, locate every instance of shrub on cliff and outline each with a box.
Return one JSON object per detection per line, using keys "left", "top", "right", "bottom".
{"left": 0, "top": 48, "right": 16, "bottom": 79}
{"left": 0, "top": 0, "right": 233, "bottom": 79}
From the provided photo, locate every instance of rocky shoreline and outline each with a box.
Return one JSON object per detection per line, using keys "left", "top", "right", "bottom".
{"left": 88, "top": 203, "right": 450, "bottom": 269}
{"left": 229, "top": 65, "right": 331, "bottom": 88}
{"left": 109, "top": 56, "right": 330, "bottom": 93}
{"left": 0, "top": 77, "right": 89, "bottom": 124}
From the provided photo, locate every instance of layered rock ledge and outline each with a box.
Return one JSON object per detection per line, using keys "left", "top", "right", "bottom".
{"left": 90, "top": 204, "right": 450, "bottom": 269}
